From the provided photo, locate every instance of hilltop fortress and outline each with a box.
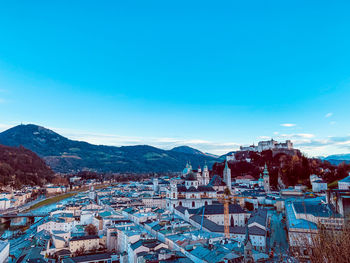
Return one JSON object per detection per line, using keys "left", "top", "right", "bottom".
{"left": 240, "top": 139, "right": 293, "bottom": 152}
{"left": 228, "top": 139, "right": 299, "bottom": 161}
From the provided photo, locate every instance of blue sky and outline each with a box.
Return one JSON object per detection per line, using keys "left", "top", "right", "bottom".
{"left": 0, "top": 1, "right": 350, "bottom": 156}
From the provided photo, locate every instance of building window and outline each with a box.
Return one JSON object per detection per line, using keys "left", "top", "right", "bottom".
{"left": 205, "top": 201, "right": 208, "bottom": 206}
{"left": 192, "top": 201, "right": 195, "bottom": 207}
{"left": 179, "top": 201, "right": 182, "bottom": 206}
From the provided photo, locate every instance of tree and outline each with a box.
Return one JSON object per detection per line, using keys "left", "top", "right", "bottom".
{"left": 75, "top": 245, "right": 86, "bottom": 256}
{"left": 85, "top": 223, "right": 98, "bottom": 235}
{"left": 245, "top": 202, "right": 254, "bottom": 211}
{"left": 293, "top": 225, "right": 350, "bottom": 263}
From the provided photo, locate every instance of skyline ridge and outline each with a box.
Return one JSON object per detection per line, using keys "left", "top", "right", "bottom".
{"left": 0, "top": 123, "right": 348, "bottom": 159}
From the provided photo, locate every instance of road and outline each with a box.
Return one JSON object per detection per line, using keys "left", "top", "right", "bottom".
{"left": 269, "top": 210, "right": 289, "bottom": 260}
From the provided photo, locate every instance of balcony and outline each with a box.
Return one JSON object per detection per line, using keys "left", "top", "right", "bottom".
{"left": 177, "top": 194, "right": 186, "bottom": 199}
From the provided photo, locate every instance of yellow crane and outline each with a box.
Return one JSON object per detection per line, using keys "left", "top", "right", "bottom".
{"left": 218, "top": 188, "right": 237, "bottom": 239}
{"left": 219, "top": 188, "right": 251, "bottom": 239}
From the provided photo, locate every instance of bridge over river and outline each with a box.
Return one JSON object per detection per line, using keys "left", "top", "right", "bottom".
{"left": 0, "top": 212, "right": 48, "bottom": 218}
{"left": 0, "top": 212, "right": 48, "bottom": 223}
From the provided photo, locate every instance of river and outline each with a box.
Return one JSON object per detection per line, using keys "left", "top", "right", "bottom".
{"left": 2, "top": 195, "right": 75, "bottom": 261}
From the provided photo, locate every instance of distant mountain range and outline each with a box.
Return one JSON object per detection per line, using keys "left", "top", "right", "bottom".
{"left": 171, "top": 146, "right": 220, "bottom": 159}
{"left": 0, "top": 124, "right": 219, "bottom": 173}
{"left": 323, "top": 154, "right": 350, "bottom": 165}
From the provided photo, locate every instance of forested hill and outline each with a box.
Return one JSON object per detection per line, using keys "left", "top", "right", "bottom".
{"left": 212, "top": 150, "right": 350, "bottom": 188}
{"left": 0, "top": 144, "right": 54, "bottom": 188}
{"left": 0, "top": 124, "right": 218, "bottom": 173}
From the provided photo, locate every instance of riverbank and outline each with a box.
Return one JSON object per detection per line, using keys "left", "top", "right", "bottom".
{"left": 23, "top": 183, "right": 110, "bottom": 212}
{"left": 24, "top": 192, "right": 77, "bottom": 212}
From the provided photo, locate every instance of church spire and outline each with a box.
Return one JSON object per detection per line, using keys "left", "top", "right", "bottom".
{"left": 243, "top": 226, "right": 253, "bottom": 262}
{"left": 223, "top": 160, "right": 231, "bottom": 190}
{"left": 263, "top": 163, "right": 270, "bottom": 193}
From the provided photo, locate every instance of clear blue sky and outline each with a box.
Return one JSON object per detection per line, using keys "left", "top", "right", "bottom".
{"left": 0, "top": 0, "right": 350, "bottom": 156}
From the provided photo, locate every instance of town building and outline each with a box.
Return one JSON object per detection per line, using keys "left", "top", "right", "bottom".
{"left": 0, "top": 241, "right": 9, "bottom": 263}
{"left": 166, "top": 163, "right": 216, "bottom": 210}
{"left": 69, "top": 235, "right": 100, "bottom": 254}
{"left": 286, "top": 197, "right": 344, "bottom": 256}
{"left": 312, "top": 179, "right": 327, "bottom": 193}
{"left": 338, "top": 174, "right": 350, "bottom": 190}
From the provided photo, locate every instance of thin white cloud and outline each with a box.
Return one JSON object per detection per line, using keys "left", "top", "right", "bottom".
{"left": 280, "top": 123, "right": 296, "bottom": 127}
{"left": 49, "top": 127, "right": 241, "bottom": 155}
{"left": 258, "top": 136, "right": 271, "bottom": 140}
{"left": 325, "top": 112, "right": 333, "bottom": 118}
{"left": 279, "top": 133, "right": 315, "bottom": 139}
{"left": 0, "top": 123, "right": 13, "bottom": 130}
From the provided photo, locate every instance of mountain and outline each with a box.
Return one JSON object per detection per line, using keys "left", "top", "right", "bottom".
{"left": 324, "top": 154, "right": 350, "bottom": 165}
{"left": 0, "top": 124, "right": 219, "bottom": 173}
{"left": 324, "top": 153, "right": 350, "bottom": 161}
{"left": 171, "top": 146, "right": 205, "bottom": 155}
{"left": 0, "top": 144, "right": 54, "bottom": 188}
{"left": 170, "top": 146, "right": 220, "bottom": 159}
{"left": 204, "top": 152, "right": 220, "bottom": 159}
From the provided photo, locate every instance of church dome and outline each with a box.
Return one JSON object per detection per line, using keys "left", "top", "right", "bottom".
{"left": 185, "top": 172, "right": 197, "bottom": 181}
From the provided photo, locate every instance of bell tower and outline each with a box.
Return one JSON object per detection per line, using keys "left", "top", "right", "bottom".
{"left": 263, "top": 163, "right": 270, "bottom": 193}
{"left": 202, "top": 163, "right": 210, "bottom": 185}
{"left": 223, "top": 160, "right": 231, "bottom": 190}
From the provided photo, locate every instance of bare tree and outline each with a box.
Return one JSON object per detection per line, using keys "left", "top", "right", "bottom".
{"left": 293, "top": 224, "right": 350, "bottom": 263}
{"left": 85, "top": 223, "right": 98, "bottom": 235}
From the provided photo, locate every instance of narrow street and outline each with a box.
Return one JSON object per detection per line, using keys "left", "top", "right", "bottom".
{"left": 269, "top": 210, "right": 289, "bottom": 259}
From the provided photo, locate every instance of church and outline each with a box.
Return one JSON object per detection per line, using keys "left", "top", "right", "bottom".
{"left": 166, "top": 162, "right": 217, "bottom": 210}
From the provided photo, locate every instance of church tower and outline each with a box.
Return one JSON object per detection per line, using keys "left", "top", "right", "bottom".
{"left": 263, "top": 163, "right": 270, "bottom": 193}
{"left": 153, "top": 178, "right": 159, "bottom": 194}
{"left": 170, "top": 181, "right": 178, "bottom": 200}
{"left": 223, "top": 160, "right": 231, "bottom": 190}
{"left": 244, "top": 227, "right": 254, "bottom": 263}
{"left": 202, "top": 163, "right": 210, "bottom": 185}
{"left": 258, "top": 173, "right": 264, "bottom": 188}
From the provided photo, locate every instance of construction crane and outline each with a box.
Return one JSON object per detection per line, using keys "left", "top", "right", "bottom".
{"left": 200, "top": 205, "right": 206, "bottom": 231}
{"left": 218, "top": 187, "right": 235, "bottom": 239}
{"left": 218, "top": 188, "right": 248, "bottom": 239}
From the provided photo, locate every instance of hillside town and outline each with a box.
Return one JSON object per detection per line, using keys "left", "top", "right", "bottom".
{"left": 0, "top": 140, "right": 349, "bottom": 263}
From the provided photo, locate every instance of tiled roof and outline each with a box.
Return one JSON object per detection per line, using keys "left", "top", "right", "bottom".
{"left": 235, "top": 175, "right": 255, "bottom": 180}
{"left": 248, "top": 209, "right": 268, "bottom": 227}
{"left": 190, "top": 214, "right": 265, "bottom": 237}
{"left": 339, "top": 175, "right": 350, "bottom": 183}
{"left": 184, "top": 173, "right": 197, "bottom": 181}
{"left": 293, "top": 200, "right": 336, "bottom": 218}
{"left": 177, "top": 185, "right": 215, "bottom": 193}
{"left": 69, "top": 253, "right": 112, "bottom": 263}
{"left": 186, "top": 204, "right": 247, "bottom": 215}
{"left": 209, "top": 175, "right": 226, "bottom": 186}
{"left": 70, "top": 235, "right": 99, "bottom": 241}
{"left": 130, "top": 239, "right": 159, "bottom": 250}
